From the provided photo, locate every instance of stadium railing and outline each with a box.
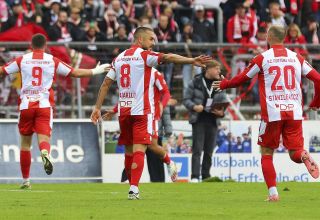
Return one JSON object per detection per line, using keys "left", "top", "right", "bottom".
{"left": 0, "top": 42, "right": 319, "bottom": 119}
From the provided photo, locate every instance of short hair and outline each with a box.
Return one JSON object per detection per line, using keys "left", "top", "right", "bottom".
{"left": 31, "top": 34, "right": 46, "bottom": 49}
{"left": 205, "top": 59, "right": 221, "bottom": 69}
{"left": 133, "top": 26, "right": 153, "bottom": 41}
{"left": 268, "top": 25, "right": 286, "bottom": 42}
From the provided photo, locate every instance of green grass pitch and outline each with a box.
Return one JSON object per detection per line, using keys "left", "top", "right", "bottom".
{"left": 0, "top": 182, "right": 319, "bottom": 220}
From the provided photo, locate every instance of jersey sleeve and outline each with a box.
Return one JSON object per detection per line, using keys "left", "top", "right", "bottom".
{"left": 54, "top": 57, "right": 74, "bottom": 77}
{"left": 106, "top": 59, "right": 116, "bottom": 80}
{"left": 2, "top": 56, "right": 22, "bottom": 75}
{"left": 141, "top": 50, "right": 163, "bottom": 67}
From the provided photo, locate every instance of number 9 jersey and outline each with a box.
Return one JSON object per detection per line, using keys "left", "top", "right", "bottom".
{"left": 106, "top": 45, "right": 163, "bottom": 116}
{"left": 2, "top": 49, "right": 73, "bottom": 110}
{"left": 220, "top": 45, "right": 315, "bottom": 122}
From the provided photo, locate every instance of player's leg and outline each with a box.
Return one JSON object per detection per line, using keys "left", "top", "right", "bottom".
{"left": 34, "top": 107, "right": 53, "bottom": 175}
{"left": 284, "top": 120, "right": 319, "bottom": 179}
{"left": 124, "top": 145, "right": 133, "bottom": 184}
{"left": 149, "top": 137, "right": 178, "bottom": 182}
{"left": 37, "top": 134, "right": 53, "bottom": 175}
{"left": 258, "top": 120, "right": 281, "bottom": 201}
{"left": 20, "top": 135, "right": 33, "bottom": 189}
{"left": 18, "top": 109, "right": 36, "bottom": 189}
{"left": 128, "top": 114, "right": 152, "bottom": 199}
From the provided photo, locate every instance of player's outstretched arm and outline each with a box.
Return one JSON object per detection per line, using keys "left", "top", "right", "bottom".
{"left": 161, "top": 54, "right": 212, "bottom": 67}
{"left": 70, "top": 63, "right": 111, "bottom": 78}
{"left": 90, "top": 76, "right": 114, "bottom": 125}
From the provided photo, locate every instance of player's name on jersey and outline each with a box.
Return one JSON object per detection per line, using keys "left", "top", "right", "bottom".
{"left": 116, "top": 57, "right": 140, "bottom": 62}
{"left": 268, "top": 93, "right": 299, "bottom": 101}
{"left": 119, "top": 92, "right": 136, "bottom": 98}
{"left": 25, "top": 60, "right": 51, "bottom": 65}
{"left": 22, "top": 88, "right": 47, "bottom": 95}
{"left": 267, "top": 58, "right": 296, "bottom": 63}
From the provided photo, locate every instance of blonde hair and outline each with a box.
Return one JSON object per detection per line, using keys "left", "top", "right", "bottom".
{"left": 287, "top": 23, "right": 302, "bottom": 37}
{"left": 205, "top": 59, "right": 221, "bottom": 69}
{"left": 268, "top": 25, "right": 286, "bottom": 42}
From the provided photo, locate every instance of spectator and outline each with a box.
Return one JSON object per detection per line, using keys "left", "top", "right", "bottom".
{"left": 163, "top": 6, "right": 180, "bottom": 41}
{"left": 0, "top": 0, "right": 8, "bottom": 25}
{"left": 93, "top": 0, "right": 105, "bottom": 19}
{"left": 123, "top": 0, "right": 138, "bottom": 29}
{"left": 183, "top": 60, "right": 227, "bottom": 182}
{"left": 268, "top": 1, "right": 288, "bottom": 27}
{"left": 81, "top": 21, "right": 107, "bottom": 50}
{"left": 42, "top": 0, "right": 61, "bottom": 30}
{"left": 192, "top": 4, "right": 217, "bottom": 42}
{"left": 68, "top": 0, "right": 84, "bottom": 11}
{"left": 83, "top": 0, "right": 95, "bottom": 22}
{"left": 47, "top": 10, "right": 85, "bottom": 42}
{"left": 180, "top": 22, "right": 202, "bottom": 95}
{"left": 112, "top": 24, "right": 129, "bottom": 58}
{"left": 154, "top": 13, "right": 178, "bottom": 88}
{"left": 226, "top": 3, "right": 254, "bottom": 44}
{"left": 2, "top": 0, "right": 29, "bottom": 31}
{"left": 250, "top": 26, "right": 268, "bottom": 55}
{"left": 68, "top": 7, "right": 84, "bottom": 28}
{"left": 242, "top": 133, "right": 251, "bottom": 153}
{"left": 302, "top": 15, "right": 320, "bottom": 45}
{"left": 98, "top": 9, "right": 119, "bottom": 40}
{"left": 284, "top": 23, "right": 308, "bottom": 56}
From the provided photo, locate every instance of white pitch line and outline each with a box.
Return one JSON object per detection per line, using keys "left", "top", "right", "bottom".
{"left": 0, "top": 189, "right": 121, "bottom": 194}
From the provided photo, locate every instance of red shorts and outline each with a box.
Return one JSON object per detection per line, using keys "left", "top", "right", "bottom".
{"left": 258, "top": 120, "right": 303, "bottom": 150}
{"left": 152, "top": 119, "right": 159, "bottom": 139}
{"left": 18, "top": 107, "right": 53, "bottom": 136}
{"left": 118, "top": 114, "right": 152, "bottom": 145}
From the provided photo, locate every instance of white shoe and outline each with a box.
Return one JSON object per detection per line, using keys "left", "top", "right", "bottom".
{"left": 128, "top": 191, "right": 140, "bottom": 200}
{"left": 167, "top": 161, "right": 178, "bottom": 182}
{"left": 20, "top": 180, "right": 31, "bottom": 190}
{"left": 190, "top": 178, "right": 199, "bottom": 183}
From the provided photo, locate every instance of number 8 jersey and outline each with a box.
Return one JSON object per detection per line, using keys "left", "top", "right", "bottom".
{"left": 220, "top": 45, "right": 315, "bottom": 122}
{"left": 107, "top": 45, "right": 163, "bottom": 116}
{"left": 2, "top": 49, "right": 73, "bottom": 110}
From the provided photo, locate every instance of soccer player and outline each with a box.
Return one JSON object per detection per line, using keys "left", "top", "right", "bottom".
{"left": 91, "top": 26, "right": 211, "bottom": 199}
{"left": 0, "top": 34, "right": 110, "bottom": 189}
{"left": 212, "top": 25, "right": 320, "bottom": 202}
{"left": 103, "top": 68, "right": 178, "bottom": 182}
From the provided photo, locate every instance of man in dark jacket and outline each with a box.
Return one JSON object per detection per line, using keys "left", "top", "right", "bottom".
{"left": 183, "top": 60, "right": 228, "bottom": 182}
{"left": 192, "top": 5, "right": 217, "bottom": 42}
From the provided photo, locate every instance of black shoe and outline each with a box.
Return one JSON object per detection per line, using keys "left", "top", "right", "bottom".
{"left": 41, "top": 150, "right": 53, "bottom": 175}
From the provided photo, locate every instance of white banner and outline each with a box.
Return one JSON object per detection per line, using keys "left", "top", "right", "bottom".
{"left": 102, "top": 120, "right": 320, "bottom": 183}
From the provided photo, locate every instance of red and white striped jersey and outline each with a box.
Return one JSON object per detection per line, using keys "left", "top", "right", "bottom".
{"left": 2, "top": 49, "right": 73, "bottom": 110}
{"left": 107, "top": 45, "right": 163, "bottom": 115}
{"left": 221, "top": 45, "right": 315, "bottom": 122}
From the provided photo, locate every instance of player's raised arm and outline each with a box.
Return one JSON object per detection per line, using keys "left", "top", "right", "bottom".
{"left": 69, "top": 62, "right": 111, "bottom": 78}
{"left": 161, "top": 54, "right": 212, "bottom": 67}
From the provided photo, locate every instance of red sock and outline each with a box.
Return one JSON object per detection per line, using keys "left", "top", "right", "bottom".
{"left": 162, "top": 153, "right": 170, "bottom": 165}
{"left": 39, "top": 142, "right": 51, "bottom": 154}
{"left": 291, "top": 150, "right": 305, "bottom": 163}
{"left": 261, "top": 155, "right": 276, "bottom": 189}
{"left": 124, "top": 154, "right": 133, "bottom": 184}
{"left": 20, "top": 150, "right": 31, "bottom": 179}
{"left": 130, "top": 151, "right": 145, "bottom": 187}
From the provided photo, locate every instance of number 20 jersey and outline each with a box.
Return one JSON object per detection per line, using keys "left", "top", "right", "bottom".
{"left": 2, "top": 50, "right": 73, "bottom": 110}
{"left": 107, "top": 45, "right": 163, "bottom": 116}
{"left": 221, "top": 45, "right": 313, "bottom": 122}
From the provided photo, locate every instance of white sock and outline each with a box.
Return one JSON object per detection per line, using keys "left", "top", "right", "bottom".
{"left": 268, "top": 186, "right": 278, "bottom": 196}
{"left": 130, "top": 185, "right": 139, "bottom": 193}
{"left": 23, "top": 178, "right": 30, "bottom": 183}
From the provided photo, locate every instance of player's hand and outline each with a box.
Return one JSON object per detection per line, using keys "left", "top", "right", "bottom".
{"left": 193, "top": 104, "right": 204, "bottom": 113}
{"left": 92, "top": 62, "right": 111, "bottom": 75}
{"left": 101, "top": 109, "right": 116, "bottom": 121}
{"left": 159, "top": 102, "right": 164, "bottom": 116}
{"left": 168, "top": 98, "right": 177, "bottom": 106}
{"left": 193, "top": 55, "right": 212, "bottom": 67}
{"left": 212, "top": 75, "right": 224, "bottom": 92}
{"left": 91, "top": 107, "right": 102, "bottom": 125}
